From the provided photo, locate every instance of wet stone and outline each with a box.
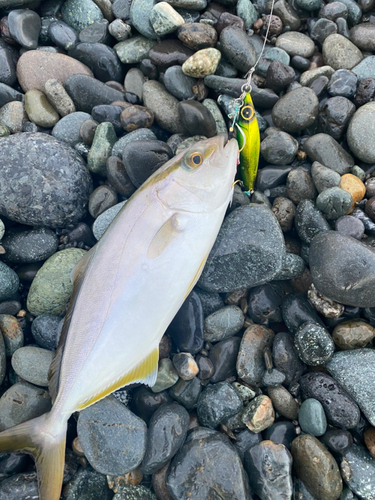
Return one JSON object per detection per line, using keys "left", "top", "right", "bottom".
{"left": 272, "top": 331, "right": 306, "bottom": 386}
{"left": 242, "top": 395, "right": 275, "bottom": 433}
{"left": 298, "top": 398, "right": 327, "bottom": 436}
{"left": 267, "top": 385, "right": 299, "bottom": 420}
{"left": 272, "top": 87, "right": 319, "bottom": 133}
{"left": 130, "top": 0, "right": 158, "bottom": 39}
{"left": 164, "top": 65, "right": 197, "bottom": 101}
{"left": 87, "top": 122, "right": 117, "bottom": 176}
{"left": 142, "top": 403, "right": 189, "bottom": 475}
{"left": 197, "top": 381, "right": 243, "bottom": 429}
{"left": 274, "top": 253, "right": 305, "bottom": 281}
{"left": 327, "top": 349, "right": 375, "bottom": 427}
{"left": 169, "top": 376, "right": 201, "bottom": 410}
{"left": 282, "top": 292, "right": 324, "bottom": 334}
{"left": 52, "top": 111, "right": 92, "bottom": 146}
{"left": 65, "top": 74, "right": 124, "bottom": 113}
{"left": 2, "top": 228, "right": 58, "bottom": 264}
{"left": 120, "top": 105, "right": 154, "bottom": 133}
{"left": 203, "top": 305, "right": 244, "bottom": 342}
{"left": 321, "top": 428, "right": 353, "bottom": 456}
{"left": 308, "top": 283, "right": 344, "bottom": 319}
{"left": 304, "top": 133, "right": 354, "bottom": 175}
{"left": 220, "top": 26, "right": 256, "bottom": 73}
{"left": 311, "top": 18, "right": 338, "bottom": 45}
{"left": 244, "top": 441, "right": 293, "bottom": 500}
{"left": 341, "top": 444, "right": 375, "bottom": 500}
{"left": 0, "top": 472, "right": 39, "bottom": 500}
{"left": 31, "top": 314, "right": 61, "bottom": 350}
{"left": 0, "top": 40, "right": 17, "bottom": 87}
{"left": 0, "top": 382, "right": 51, "bottom": 432}
{"left": 167, "top": 427, "right": 250, "bottom": 500}
{"left": 64, "top": 467, "right": 112, "bottom": 500}
{"left": 27, "top": 248, "right": 86, "bottom": 316}
{"left": 149, "top": 39, "right": 193, "bottom": 67}
{"left": 78, "top": 396, "right": 147, "bottom": 475}
{"left": 68, "top": 43, "right": 123, "bottom": 83}
{"left": 319, "top": 96, "right": 356, "bottom": 140}
{"left": 177, "top": 22, "right": 217, "bottom": 50}
{"left": 265, "top": 60, "right": 295, "bottom": 92}
{"left": 151, "top": 358, "right": 179, "bottom": 393}
{"left": 320, "top": 1, "right": 348, "bottom": 20}
{"left": 300, "top": 372, "right": 360, "bottom": 429}
{"left": 0, "top": 262, "right": 19, "bottom": 302}
{"left": 272, "top": 197, "right": 295, "bottom": 232}
{"left": 234, "top": 428, "right": 262, "bottom": 460}
{"left": 178, "top": 100, "right": 216, "bottom": 138}
{"left": 150, "top": 2, "right": 184, "bottom": 36}
{"left": 323, "top": 34, "right": 362, "bottom": 71}
{"left": 316, "top": 187, "right": 352, "bottom": 220}
{"left": 89, "top": 186, "right": 118, "bottom": 219}
{"left": 262, "top": 368, "right": 286, "bottom": 387}
{"left": 310, "top": 231, "right": 375, "bottom": 307}
{"left": 0, "top": 314, "right": 23, "bottom": 357}
{"left": 209, "top": 336, "right": 241, "bottom": 383}
{"left": 291, "top": 434, "right": 343, "bottom": 500}
{"left": 260, "top": 131, "right": 298, "bottom": 165}
{"left": 109, "top": 19, "right": 132, "bottom": 42}
{"left": 198, "top": 205, "right": 285, "bottom": 293}
{"left": 263, "top": 421, "right": 296, "bottom": 450}
{"left": 273, "top": 0, "right": 301, "bottom": 30}
{"left": 8, "top": 9, "right": 41, "bottom": 49}
{"left": 333, "top": 320, "right": 375, "bottom": 350}
{"left": 143, "top": 80, "right": 184, "bottom": 134}
{"left": 328, "top": 69, "right": 358, "bottom": 98}
{"left": 236, "top": 324, "right": 274, "bottom": 387}
{"left": 62, "top": 0, "right": 103, "bottom": 32}
{"left": 172, "top": 353, "right": 198, "bottom": 380}
{"left": 48, "top": 19, "right": 78, "bottom": 50}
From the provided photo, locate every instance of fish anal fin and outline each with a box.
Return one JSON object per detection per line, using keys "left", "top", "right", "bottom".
{"left": 76, "top": 347, "right": 159, "bottom": 411}
{"left": 184, "top": 252, "right": 209, "bottom": 300}
{"left": 49, "top": 246, "right": 97, "bottom": 403}
{"left": 147, "top": 214, "right": 184, "bottom": 259}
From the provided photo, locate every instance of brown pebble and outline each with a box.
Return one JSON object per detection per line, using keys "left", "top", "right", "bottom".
{"left": 80, "top": 119, "right": 98, "bottom": 146}
{"left": 332, "top": 319, "right": 375, "bottom": 350}
{"left": 17, "top": 50, "right": 93, "bottom": 92}
{"left": 365, "top": 196, "right": 375, "bottom": 221}
{"left": 107, "top": 468, "right": 143, "bottom": 491}
{"left": 291, "top": 434, "right": 343, "bottom": 500}
{"left": 0, "top": 246, "right": 5, "bottom": 255}
{"left": 173, "top": 352, "right": 199, "bottom": 380}
{"left": 242, "top": 394, "right": 275, "bottom": 433}
{"left": 267, "top": 385, "right": 299, "bottom": 420}
{"left": 111, "top": 100, "right": 131, "bottom": 110}
{"left": 365, "top": 177, "right": 375, "bottom": 198}
{"left": 152, "top": 463, "right": 174, "bottom": 500}
{"left": 216, "top": 12, "right": 245, "bottom": 35}
{"left": 72, "top": 437, "right": 85, "bottom": 457}
{"left": 120, "top": 105, "right": 154, "bottom": 132}
{"left": 364, "top": 426, "right": 375, "bottom": 459}
{"left": 340, "top": 173, "right": 366, "bottom": 212}
{"left": 253, "top": 18, "right": 264, "bottom": 30}
{"left": 225, "top": 288, "right": 248, "bottom": 306}
{"left": 106, "top": 156, "right": 136, "bottom": 198}
{"left": 16, "top": 310, "right": 26, "bottom": 318}
{"left": 105, "top": 80, "right": 124, "bottom": 92}
{"left": 88, "top": 185, "right": 118, "bottom": 219}
{"left": 177, "top": 22, "right": 218, "bottom": 50}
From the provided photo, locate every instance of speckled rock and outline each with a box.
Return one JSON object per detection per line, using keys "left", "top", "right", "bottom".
{"left": 0, "top": 262, "right": 19, "bottom": 302}
{"left": 307, "top": 283, "right": 344, "bottom": 318}
{"left": 197, "top": 382, "right": 243, "bottom": 429}
{"left": 11, "top": 346, "right": 53, "bottom": 387}
{"left": 242, "top": 395, "right": 275, "bottom": 433}
{"left": 341, "top": 444, "right": 375, "bottom": 500}
{"left": 1, "top": 228, "right": 58, "bottom": 264}
{"left": 198, "top": 205, "right": 285, "bottom": 293}
{"left": 16, "top": 50, "right": 93, "bottom": 93}
{"left": 0, "top": 133, "right": 92, "bottom": 227}
{"left": 114, "top": 36, "right": 156, "bottom": 64}
{"left": 327, "top": 349, "right": 375, "bottom": 427}
{"left": 78, "top": 395, "right": 147, "bottom": 475}
{"left": 87, "top": 122, "right": 117, "bottom": 176}
{"left": 64, "top": 467, "right": 112, "bottom": 500}
{"left": 93, "top": 201, "right": 126, "bottom": 240}
{"left": 150, "top": 2, "right": 184, "bottom": 35}
{"left": 27, "top": 248, "right": 86, "bottom": 316}
{"left": 31, "top": 314, "right": 62, "bottom": 351}
{"left": 0, "top": 102, "right": 27, "bottom": 134}
{"left": 204, "top": 305, "right": 244, "bottom": 342}
{"left": 52, "top": 112, "right": 92, "bottom": 147}
{"left": 316, "top": 187, "right": 353, "bottom": 220}
{"left": 182, "top": 48, "right": 221, "bottom": 78}
{"left": 310, "top": 231, "right": 375, "bottom": 307}
{"left": 167, "top": 427, "right": 250, "bottom": 500}
{"left": 347, "top": 102, "right": 375, "bottom": 164}
{"left": 291, "top": 435, "right": 343, "bottom": 500}
{"left": 323, "top": 34, "right": 363, "bottom": 71}
{"left": 62, "top": 0, "right": 103, "bottom": 31}
{"left": 275, "top": 32, "right": 315, "bottom": 58}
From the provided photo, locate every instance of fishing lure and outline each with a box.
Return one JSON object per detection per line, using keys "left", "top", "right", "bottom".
{"left": 230, "top": 91, "right": 260, "bottom": 194}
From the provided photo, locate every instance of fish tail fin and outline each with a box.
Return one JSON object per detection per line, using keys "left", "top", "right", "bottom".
{"left": 0, "top": 412, "right": 67, "bottom": 500}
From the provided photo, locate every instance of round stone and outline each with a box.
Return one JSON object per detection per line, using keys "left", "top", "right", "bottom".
{"left": 143, "top": 80, "right": 184, "bottom": 134}
{"left": 316, "top": 187, "right": 353, "bottom": 220}
{"left": 24, "top": 89, "right": 59, "bottom": 128}
{"left": 219, "top": 26, "right": 256, "bottom": 74}
{"left": 8, "top": 8, "right": 41, "bottom": 49}
{"left": 298, "top": 398, "right": 327, "bottom": 436}
{"left": 197, "top": 382, "right": 243, "bottom": 429}
{"left": 347, "top": 102, "right": 375, "bottom": 164}
{"left": 333, "top": 320, "right": 375, "bottom": 350}
{"left": 323, "top": 34, "right": 363, "bottom": 71}
{"left": 164, "top": 65, "right": 197, "bottom": 100}
{"left": 0, "top": 262, "right": 19, "bottom": 302}
{"left": 335, "top": 215, "right": 365, "bottom": 240}
{"left": 275, "top": 32, "right": 315, "bottom": 58}
{"left": 27, "top": 248, "right": 86, "bottom": 316}
{"left": 62, "top": 0, "right": 103, "bottom": 31}
{"left": 182, "top": 48, "right": 221, "bottom": 78}
{"left": 294, "top": 322, "right": 335, "bottom": 366}
{"left": 241, "top": 395, "right": 275, "bottom": 434}
{"left": 350, "top": 23, "right": 375, "bottom": 51}
{"left": 177, "top": 22, "right": 217, "bottom": 50}
{"left": 204, "top": 305, "right": 244, "bottom": 342}
{"left": 339, "top": 173, "right": 366, "bottom": 211}
{"left": 178, "top": 100, "right": 216, "bottom": 138}
{"left": 260, "top": 130, "right": 298, "bottom": 165}
{"left": 150, "top": 2, "right": 184, "bottom": 36}
{"left": 272, "top": 87, "right": 319, "bottom": 133}
{"left": 1, "top": 228, "right": 58, "bottom": 264}
{"left": 11, "top": 346, "right": 54, "bottom": 387}
{"left": 31, "top": 314, "right": 62, "bottom": 350}
{"left": 327, "top": 69, "right": 358, "bottom": 98}
{"left": 114, "top": 36, "right": 156, "bottom": 64}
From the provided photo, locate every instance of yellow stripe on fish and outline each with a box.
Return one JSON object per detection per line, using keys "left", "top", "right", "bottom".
{"left": 236, "top": 93, "right": 260, "bottom": 193}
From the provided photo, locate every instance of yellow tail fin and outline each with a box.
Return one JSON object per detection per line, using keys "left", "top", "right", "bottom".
{"left": 0, "top": 412, "right": 67, "bottom": 500}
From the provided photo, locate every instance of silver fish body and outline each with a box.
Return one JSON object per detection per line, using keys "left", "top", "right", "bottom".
{"left": 0, "top": 135, "right": 239, "bottom": 499}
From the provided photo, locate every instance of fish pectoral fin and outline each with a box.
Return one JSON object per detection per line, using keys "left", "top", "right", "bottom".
{"left": 77, "top": 347, "right": 160, "bottom": 411}
{"left": 147, "top": 214, "right": 185, "bottom": 259}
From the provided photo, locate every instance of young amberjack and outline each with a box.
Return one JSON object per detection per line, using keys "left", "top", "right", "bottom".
{"left": 0, "top": 135, "right": 239, "bottom": 499}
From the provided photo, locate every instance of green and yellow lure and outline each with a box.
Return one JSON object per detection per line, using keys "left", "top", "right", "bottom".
{"left": 233, "top": 93, "right": 260, "bottom": 193}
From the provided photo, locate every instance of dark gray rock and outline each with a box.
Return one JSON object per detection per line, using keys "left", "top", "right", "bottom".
{"left": 244, "top": 441, "right": 293, "bottom": 500}
{"left": 209, "top": 336, "right": 241, "bottom": 383}
{"left": 286, "top": 169, "right": 317, "bottom": 204}
{"left": 197, "top": 382, "right": 243, "bottom": 429}
{"left": 65, "top": 74, "right": 124, "bottom": 113}
{"left": 142, "top": 403, "right": 189, "bottom": 475}
{"left": 260, "top": 131, "right": 298, "bottom": 165}
{"left": 113, "top": 486, "right": 157, "bottom": 499}
{"left": 169, "top": 291, "right": 204, "bottom": 355}
{"left": 0, "top": 40, "right": 17, "bottom": 87}
{"left": 341, "top": 444, "right": 375, "bottom": 499}
{"left": 48, "top": 20, "right": 78, "bottom": 50}
{"left": 204, "top": 305, "right": 244, "bottom": 342}
{"left": 2, "top": 228, "right": 58, "bottom": 264}
{"left": 52, "top": 111, "right": 92, "bottom": 147}
{"left": 169, "top": 376, "right": 201, "bottom": 410}
{"left": 281, "top": 293, "right": 324, "bottom": 334}
{"left": 318, "top": 96, "right": 356, "bottom": 140}
{"left": 31, "top": 314, "right": 62, "bottom": 350}
{"left": 164, "top": 65, "right": 197, "bottom": 100}
{"left": 198, "top": 205, "right": 285, "bottom": 293}
{"left": 311, "top": 18, "right": 337, "bottom": 44}
{"left": 0, "top": 262, "right": 19, "bottom": 302}
{"left": 272, "top": 87, "right": 319, "bottom": 133}
{"left": 220, "top": 26, "right": 257, "bottom": 73}
{"left": 294, "top": 322, "right": 335, "bottom": 366}
{"left": 310, "top": 231, "right": 375, "bottom": 307}
{"left": 234, "top": 429, "right": 262, "bottom": 461}
{"left": 335, "top": 215, "right": 365, "bottom": 240}
{"left": 167, "top": 427, "right": 251, "bottom": 500}
{"left": 300, "top": 372, "right": 360, "bottom": 429}
{"left": 0, "top": 133, "right": 92, "bottom": 228}
{"left": 68, "top": 43, "right": 123, "bottom": 83}
{"left": 316, "top": 187, "right": 353, "bottom": 220}
{"left": 327, "top": 69, "right": 358, "bottom": 98}
{"left": 0, "top": 472, "right": 38, "bottom": 500}
{"left": 247, "top": 283, "right": 284, "bottom": 326}
{"left": 77, "top": 395, "right": 147, "bottom": 475}
{"left": 63, "top": 467, "right": 113, "bottom": 500}
{"left": 8, "top": 9, "right": 41, "bottom": 49}
{"left": 304, "top": 133, "right": 354, "bottom": 175}
{"left": 294, "top": 199, "right": 331, "bottom": 243}
{"left": 263, "top": 421, "right": 296, "bottom": 450}
{"left": 311, "top": 161, "right": 341, "bottom": 193}
{"left": 327, "top": 349, "right": 375, "bottom": 427}
{"left": 272, "top": 331, "right": 306, "bottom": 386}
{"left": 11, "top": 346, "right": 53, "bottom": 387}
{"left": 112, "top": 128, "right": 157, "bottom": 159}
{"left": 273, "top": 253, "right": 305, "bottom": 280}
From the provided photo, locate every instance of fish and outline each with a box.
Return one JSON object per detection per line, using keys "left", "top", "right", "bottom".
{"left": 236, "top": 92, "right": 260, "bottom": 193}
{"left": 0, "top": 135, "right": 239, "bottom": 500}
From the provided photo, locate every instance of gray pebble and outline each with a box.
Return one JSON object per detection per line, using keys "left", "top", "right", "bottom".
{"left": 204, "top": 305, "right": 244, "bottom": 342}
{"left": 11, "top": 346, "right": 54, "bottom": 387}
{"left": 316, "top": 187, "right": 353, "bottom": 220}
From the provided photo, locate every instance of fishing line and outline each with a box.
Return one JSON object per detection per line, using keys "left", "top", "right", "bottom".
{"left": 229, "top": 0, "right": 276, "bottom": 134}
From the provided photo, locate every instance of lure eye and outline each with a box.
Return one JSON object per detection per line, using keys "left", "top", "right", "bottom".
{"left": 185, "top": 151, "right": 203, "bottom": 169}
{"left": 241, "top": 105, "right": 255, "bottom": 121}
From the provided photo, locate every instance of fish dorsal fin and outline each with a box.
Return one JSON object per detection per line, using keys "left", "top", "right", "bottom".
{"left": 49, "top": 247, "right": 97, "bottom": 403}
{"left": 147, "top": 214, "right": 185, "bottom": 259}
{"left": 76, "top": 346, "right": 159, "bottom": 411}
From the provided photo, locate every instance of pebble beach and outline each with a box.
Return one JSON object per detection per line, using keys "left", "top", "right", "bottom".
{"left": 0, "top": 0, "right": 375, "bottom": 499}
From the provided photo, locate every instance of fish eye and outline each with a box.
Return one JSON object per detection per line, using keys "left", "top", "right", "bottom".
{"left": 241, "top": 105, "right": 255, "bottom": 121}
{"left": 185, "top": 151, "right": 203, "bottom": 169}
